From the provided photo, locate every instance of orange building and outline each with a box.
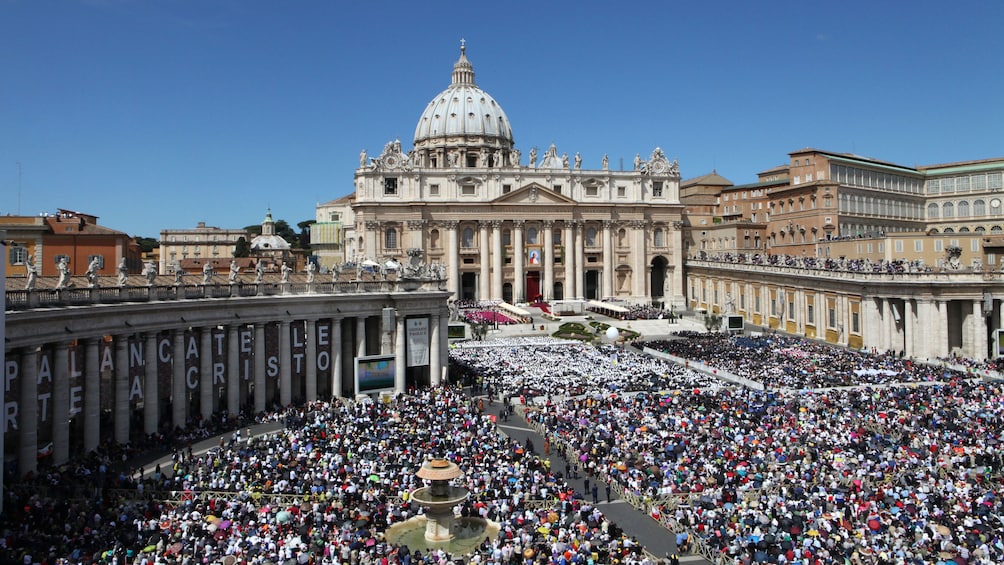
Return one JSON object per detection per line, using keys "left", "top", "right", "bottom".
{"left": 1, "top": 209, "right": 141, "bottom": 282}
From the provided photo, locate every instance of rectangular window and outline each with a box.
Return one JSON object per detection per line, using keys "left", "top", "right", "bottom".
{"left": 652, "top": 181, "right": 663, "bottom": 197}
{"left": 585, "top": 185, "right": 598, "bottom": 196}
{"left": 935, "top": 240, "right": 943, "bottom": 252}
{"left": 384, "top": 177, "right": 398, "bottom": 195}
{"left": 852, "top": 311, "right": 860, "bottom": 333}
{"left": 989, "top": 172, "right": 1003, "bottom": 189}
{"left": 914, "top": 240, "right": 923, "bottom": 252}
{"left": 755, "top": 295, "right": 761, "bottom": 313}
{"left": 329, "top": 212, "right": 340, "bottom": 222}
{"left": 461, "top": 184, "right": 476, "bottom": 196}
{"left": 502, "top": 184, "right": 511, "bottom": 194}
{"left": 807, "top": 304, "right": 814, "bottom": 325}
{"left": 552, "top": 185, "right": 562, "bottom": 194}
{"left": 927, "top": 179, "right": 940, "bottom": 194}
{"left": 988, "top": 253, "right": 996, "bottom": 265}
{"left": 895, "top": 240, "right": 903, "bottom": 252}
{"left": 9, "top": 245, "right": 27, "bottom": 265}
{"left": 941, "top": 177, "right": 955, "bottom": 193}
{"left": 55, "top": 254, "right": 70, "bottom": 265}
{"left": 972, "top": 239, "right": 980, "bottom": 252}
{"left": 617, "top": 186, "right": 626, "bottom": 197}
{"left": 430, "top": 184, "right": 440, "bottom": 196}
{"left": 87, "top": 255, "right": 105, "bottom": 269}
{"left": 829, "top": 307, "right": 836, "bottom": 328}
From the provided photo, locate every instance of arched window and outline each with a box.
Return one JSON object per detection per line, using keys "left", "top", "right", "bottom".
{"left": 462, "top": 227, "right": 475, "bottom": 247}
{"left": 942, "top": 202, "right": 954, "bottom": 218}
{"left": 975, "top": 226, "right": 986, "bottom": 233}
{"left": 527, "top": 227, "right": 539, "bottom": 245}
{"left": 959, "top": 227, "right": 970, "bottom": 233}
{"left": 384, "top": 228, "right": 398, "bottom": 249}
{"left": 653, "top": 227, "right": 665, "bottom": 247}
{"left": 974, "top": 199, "right": 986, "bottom": 216}
{"left": 585, "top": 227, "right": 597, "bottom": 247}
{"left": 927, "top": 203, "right": 939, "bottom": 219}
{"left": 991, "top": 225, "right": 1003, "bottom": 234}
{"left": 943, "top": 227, "right": 955, "bottom": 233}
{"left": 958, "top": 200, "right": 970, "bottom": 217}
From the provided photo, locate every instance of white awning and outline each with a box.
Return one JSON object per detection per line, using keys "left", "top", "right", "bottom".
{"left": 498, "top": 301, "right": 530, "bottom": 317}
{"left": 587, "top": 300, "right": 628, "bottom": 313}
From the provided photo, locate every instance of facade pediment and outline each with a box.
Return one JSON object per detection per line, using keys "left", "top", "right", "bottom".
{"left": 492, "top": 183, "right": 577, "bottom": 205}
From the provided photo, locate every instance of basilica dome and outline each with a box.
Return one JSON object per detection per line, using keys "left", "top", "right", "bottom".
{"left": 413, "top": 44, "right": 514, "bottom": 150}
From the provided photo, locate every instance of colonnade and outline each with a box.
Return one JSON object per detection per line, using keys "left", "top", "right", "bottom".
{"left": 4, "top": 290, "right": 451, "bottom": 480}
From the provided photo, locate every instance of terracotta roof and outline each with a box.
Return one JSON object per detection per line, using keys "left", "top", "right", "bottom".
{"left": 681, "top": 171, "right": 733, "bottom": 188}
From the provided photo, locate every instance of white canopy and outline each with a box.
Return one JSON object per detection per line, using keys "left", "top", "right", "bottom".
{"left": 587, "top": 300, "right": 628, "bottom": 313}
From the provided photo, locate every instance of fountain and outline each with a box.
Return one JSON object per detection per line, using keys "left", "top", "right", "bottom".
{"left": 385, "top": 458, "right": 499, "bottom": 555}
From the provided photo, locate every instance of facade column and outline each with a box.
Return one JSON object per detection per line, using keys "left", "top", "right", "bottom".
{"left": 512, "top": 220, "right": 525, "bottom": 303}
{"left": 52, "top": 342, "right": 70, "bottom": 464}
{"left": 490, "top": 220, "right": 503, "bottom": 301}
{"left": 279, "top": 320, "right": 291, "bottom": 407}
{"left": 19, "top": 347, "right": 38, "bottom": 478}
{"left": 331, "top": 318, "right": 343, "bottom": 399}
{"left": 632, "top": 220, "right": 648, "bottom": 299}
{"left": 602, "top": 221, "right": 614, "bottom": 300}
{"left": 144, "top": 334, "right": 159, "bottom": 436}
{"left": 305, "top": 319, "right": 317, "bottom": 402}
{"left": 254, "top": 324, "right": 266, "bottom": 414}
{"left": 543, "top": 220, "right": 554, "bottom": 300}
{"left": 972, "top": 300, "right": 988, "bottom": 360}
{"left": 563, "top": 221, "right": 575, "bottom": 300}
{"left": 200, "top": 327, "right": 213, "bottom": 421}
{"left": 575, "top": 222, "right": 585, "bottom": 300}
{"left": 670, "top": 221, "right": 685, "bottom": 308}
{"left": 84, "top": 338, "right": 101, "bottom": 453}
{"left": 357, "top": 316, "right": 368, "bottom": 360}
{"left": 227, "top": 325, "right": 240, "bottom": 418}
{"left": 363, "top": 220, "right": 379, "bottom": 259}
{"left": 431, "top": 312, "right": 443, "bottom": 387}
{"left": 171, "top": 330, "right": 186, "bottom": 431}
{"left": 394, "top": 316, "right": 406, "bottom": 394}
{"left": 115, "top": 335, "right": 131, "bottom": 443}
{"left": 479, "top": 221, "right": 490, "bottom": 300}
{"left": 445, "top": 221, "right": 459, "bottom": 298}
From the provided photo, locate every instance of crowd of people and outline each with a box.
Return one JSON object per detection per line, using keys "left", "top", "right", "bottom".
{"left": 639, "top": 333, "right": 965, "bottom": 390}
{"left": 694, "top": 252, "right": 935, "bottom": 275}
{"left": 1, "top": 388, "right": 653, "bottom": 565}
{"left": 454, "top": 337, "right": 1004, "bottom": 565}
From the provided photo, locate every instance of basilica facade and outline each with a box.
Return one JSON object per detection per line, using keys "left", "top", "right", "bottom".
{"left": 343, "top": 45, "right": 686, "bottom": 308}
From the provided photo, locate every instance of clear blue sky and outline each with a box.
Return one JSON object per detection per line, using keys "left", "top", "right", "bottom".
{"left": 2, "top": 0, "right": 1002, "bottom": 239}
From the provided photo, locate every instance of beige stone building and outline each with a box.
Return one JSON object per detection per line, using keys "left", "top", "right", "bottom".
{"left": 341, "top": 44, "right": 687, "bottom": 307}
{"left": 159, "top": 221, "right": 250, "bottom": 274}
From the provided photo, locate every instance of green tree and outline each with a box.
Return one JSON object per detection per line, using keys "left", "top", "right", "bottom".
{"left": 234, "top": 236, "right": 251, "bottom": 258}
{"left": 134, "top": 237, "right": 158, "bottom": 253}
{"left": 297, "top": 220, "right": 315, "bottom": 250}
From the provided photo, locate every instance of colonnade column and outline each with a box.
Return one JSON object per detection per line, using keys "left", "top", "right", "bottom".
{"left": 84, "top": 338, "right": 101, "bottom": 453}
{"left": 479, "top": 221, "right": 490, "bottom": 300}
{"left": 394, "top": 316, "right": 406, "bottom": 394}
{"left": 19, "top": 347, "right": 38, "bottom": 478}
{"left": 355, "top": 317, "right": 367, "bottom": 361}
{"left": 445, "top": 221, "right": 459, "bottom": 298}
{"left": 254, "top": 324, "right": 266, "bottom": 414}
{"left": 574, "top": 222, "right": 585, "bottom": 300}
{"left": 490, "top": 220, "right": 503, "bottom": 301}
{"left": 331, "top": 318, "right": 343, "bottom": 399}
{"left": 279, "top": 321, "right": 291, "bottom": 407}
{"left": 227, "top": 325, "right": 240, "bottom": 417}
{"left": 915, "top": 300, "right": 933, "bottom": 360}
{"left": 563, "top": 221, "right": 574, "bottom": 300}
{"left": 52, "top": 342, "right": 70, "bottom": 464}
{"left": 512, "top": 220, "right": 525, "bottom": 303}
{"left": 305, "top": 319, "right": 317, "bottom": 402}
{"left": 117, "top": 335, "right": 132, "bottom": 443}
{"left": 972, "top": 300, "right": 988, "bottom": 360}
{"left": 602, "top": 221, "right": 614, "bottom": 300}
{"left": 430, "top": 313, "right": 442, "bottom": 387}
{"left": 171, "top": 330, "right": 186, "bottom": 430}
{"left": 200, "top": 327, "right": 213, "bottom": 420}
{"left": 543, "top": 220, "right": 554, "bottom": 300}
{"left": 144, "top": 334, "right": 159, "bottom": 436}
{"left": 934, "top": 301, "right": 948, "bottom": 358}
